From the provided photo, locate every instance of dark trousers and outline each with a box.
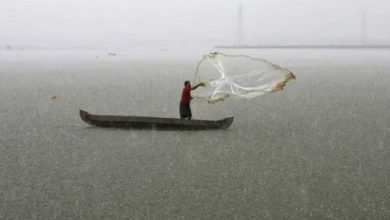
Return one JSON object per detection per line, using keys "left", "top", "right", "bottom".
{"left": 179, "top": 103, "right": 192, "bottom": 119}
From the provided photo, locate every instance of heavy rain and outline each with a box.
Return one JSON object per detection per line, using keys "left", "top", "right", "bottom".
{"left": 1, "top": 0, "right": 389, "bottom": 219}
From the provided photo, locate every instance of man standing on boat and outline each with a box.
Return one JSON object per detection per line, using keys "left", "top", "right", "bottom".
{"left": 180, "top": 81, "right": 205, "bottom": 119}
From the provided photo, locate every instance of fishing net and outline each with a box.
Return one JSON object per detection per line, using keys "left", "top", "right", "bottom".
{"left": 192, "top": 52, "right": 295, "bottom": 103}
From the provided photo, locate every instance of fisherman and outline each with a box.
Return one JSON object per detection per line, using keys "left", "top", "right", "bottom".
{"left": 180, "top": 81, "right": 205, "bottom": 119}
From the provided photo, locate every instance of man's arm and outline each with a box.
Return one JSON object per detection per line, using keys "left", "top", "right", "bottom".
{"left": 191, "top": 82, "right": 206, "bottom": 90}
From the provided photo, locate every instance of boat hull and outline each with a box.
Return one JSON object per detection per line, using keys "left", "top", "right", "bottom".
{"left": 79, "top": 110, "right": 233, "bottom": 130}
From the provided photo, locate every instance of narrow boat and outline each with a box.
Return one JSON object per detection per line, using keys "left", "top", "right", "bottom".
{"left": 79, "top": 110, "right": 233, "bottom": 130}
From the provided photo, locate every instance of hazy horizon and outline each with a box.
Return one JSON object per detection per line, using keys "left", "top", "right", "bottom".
{"left": 1, "top": 0, "right": 390, "bottom": 49}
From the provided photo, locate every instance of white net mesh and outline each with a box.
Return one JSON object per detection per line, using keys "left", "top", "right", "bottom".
{"left": 192, "top": 52, "right": 296, "bottom": 103}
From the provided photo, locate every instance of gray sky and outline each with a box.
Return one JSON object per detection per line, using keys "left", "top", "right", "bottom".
{"left": 1, "top": 0, "right": 390, "bottom": 48}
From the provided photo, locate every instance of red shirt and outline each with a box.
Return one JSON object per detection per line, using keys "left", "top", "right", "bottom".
{"left": 180, "top": 86, "right": 191, "bottom": 104}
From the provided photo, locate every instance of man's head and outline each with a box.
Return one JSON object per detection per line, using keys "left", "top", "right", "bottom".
{"left": 184, "top": 81, "right": 191, "bottom": 87}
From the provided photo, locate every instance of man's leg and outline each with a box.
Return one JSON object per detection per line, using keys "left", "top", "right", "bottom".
{"left": 187, "top": 104, "right": 192, "bottom": 120}
{"left": 180, "top": 104, "right": 186, "bottom": 119}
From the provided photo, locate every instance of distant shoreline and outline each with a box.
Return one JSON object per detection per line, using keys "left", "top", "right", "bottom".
{"left": 215, "top": 45, "right": 390, "bottom": 49}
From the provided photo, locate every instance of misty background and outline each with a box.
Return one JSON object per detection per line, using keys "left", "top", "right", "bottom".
{"left": 1, "top": 0, "right": 390, "bottom": 49}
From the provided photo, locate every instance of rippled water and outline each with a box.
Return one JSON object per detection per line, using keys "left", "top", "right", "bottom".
{"left": 0, "top": 49, "right": 389, "bottom": 219}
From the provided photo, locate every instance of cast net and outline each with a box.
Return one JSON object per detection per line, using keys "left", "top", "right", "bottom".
{"left": 192, "top": 52, "right": 295, "bottom": 103}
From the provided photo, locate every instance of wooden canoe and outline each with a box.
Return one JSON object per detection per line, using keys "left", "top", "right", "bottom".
{"left": 79, "top": 110, "right": 233, "bottom": 130}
